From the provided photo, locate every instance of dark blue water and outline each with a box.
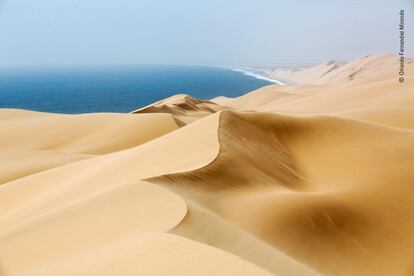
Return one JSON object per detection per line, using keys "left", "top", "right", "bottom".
{"left": 0, "top": 65, "right": 271, "bottom": 114}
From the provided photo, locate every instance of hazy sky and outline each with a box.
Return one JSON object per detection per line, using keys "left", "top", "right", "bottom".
{"left": 0, "top": 0, "right": 413, "bottom": 66}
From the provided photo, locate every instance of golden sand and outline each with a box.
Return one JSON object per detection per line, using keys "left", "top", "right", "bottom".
{"left": 0, "top": 54, "right": 413, "bottom": 275}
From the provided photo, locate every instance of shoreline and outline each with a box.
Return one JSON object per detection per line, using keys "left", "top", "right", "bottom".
{"left": 1, "top": 53, "right": 413, "bottom": 275}
{"left": 0, "top": 65, "right": 273, "bottom": 114}
{"left": 223, "top": 66, "right": 287, "bottom": 86}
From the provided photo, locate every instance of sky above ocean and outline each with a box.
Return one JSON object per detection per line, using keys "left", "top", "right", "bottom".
{"left": 0, "top": 0, "right": 412, "bottom": 67}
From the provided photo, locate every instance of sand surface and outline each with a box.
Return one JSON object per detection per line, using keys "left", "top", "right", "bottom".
{"left": 266, "top": 53, "right": 413, "bottom": 85}
{"left": 0, "top": 53, "right": 413, "bottom": 275}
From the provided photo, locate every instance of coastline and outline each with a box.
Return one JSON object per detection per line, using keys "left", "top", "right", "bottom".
{"left": 1, "top": 53, "right": 414, "bottom": 275}
{"left": 0, "top": 65, "right": 273, "bottom": 114}
{"left": 224, "top": 66, "right": 287, "bottom": 86}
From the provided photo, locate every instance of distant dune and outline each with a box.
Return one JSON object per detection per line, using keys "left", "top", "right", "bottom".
{"left": 266, "top": 53, "right": 413, "bottom": 85}
{"left": 0, "top": 53, "right": 413, "bottom": 275}
{"left": 131, "top": 94, "right": 227, "bottom": 125}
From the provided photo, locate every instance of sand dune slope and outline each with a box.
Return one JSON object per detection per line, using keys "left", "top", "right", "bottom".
{"left": 0, "top": 181, "right": 187, "bottom": 275}
{"left": 0, "top": 112, "right": 220, "bottom": 235}
{"left": 1, "top": 53, "right": 413, "bottom": 276}
{"left": 336, "top": 108, "right": 414, "bottom": 130}
{"left": 0, "top": 150, "right": 93, "bottom": 185}
{"left": 24, "top": 233, "right": 273, "bottom": 276}
{"left": 0, "top": 109, "right": 179, "bottom": 154}
{"left": 268, "top": 53, "right": 413, "bottom": 85}
{"left": 258, "top": 76, "right": 414, "bottom": 114}
{"left": 216, "top": 71, "right": 414, "bottom": 131}
{"left": 0, "top": 109, "right": 179, "bottom": 183}
{"left": 151, "top": 110, "right": 414, "bottom": 275}
{"left": 132, "top": 94, "right": 227, "bottom": 125}
{"left": 212, "top": 85, "right": 301, "bottom": 110}
{"left": 0, "top": 111, "right": 317, "bottom": 276}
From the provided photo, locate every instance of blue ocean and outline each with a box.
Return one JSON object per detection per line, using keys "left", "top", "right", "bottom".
{"left": 0, "top": 65, "right": 275, "bottom": 114}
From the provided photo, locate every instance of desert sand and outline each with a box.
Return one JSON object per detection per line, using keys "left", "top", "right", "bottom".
{"left": 0, "top": 53, "right": 413, "bottom": 275}
{"left": 265, "top": 53, "right": 413, "bottom": 85}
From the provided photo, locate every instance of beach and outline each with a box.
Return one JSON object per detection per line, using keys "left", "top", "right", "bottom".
{"left": 0, "top": 53, "right": 413, "bottom": 275}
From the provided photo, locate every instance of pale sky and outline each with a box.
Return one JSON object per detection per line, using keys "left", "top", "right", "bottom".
{"left": 0, "top": 0, "right": 413, "bottom": 66}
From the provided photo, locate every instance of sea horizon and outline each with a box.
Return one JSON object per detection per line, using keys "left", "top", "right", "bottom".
{"left": 0, "top": 64, "right": 284, "bottom": 114}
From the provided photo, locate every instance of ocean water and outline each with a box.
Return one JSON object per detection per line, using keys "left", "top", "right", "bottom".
{"left": 0, "top": 65, "right": 277, "bottom": 114}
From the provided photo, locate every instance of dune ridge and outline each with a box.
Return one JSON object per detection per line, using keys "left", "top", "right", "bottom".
{"left": 0, "top": 53, "right": 413, "bottom": 275}
{"left": 267, "top": 53, "right": 413, "bottom": 85}
{"left": 0, "top": 110, "right": 180, "bottom": 184}
{"left": 150, "top": 110, "right": 414, "bottom": 275}
{"left": 132, "top": 94, "right": 227, "bottom": 125}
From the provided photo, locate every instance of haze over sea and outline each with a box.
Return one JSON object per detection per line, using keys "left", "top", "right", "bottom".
{"left": 0, "top": 65, "right": 278, "bottom": 114}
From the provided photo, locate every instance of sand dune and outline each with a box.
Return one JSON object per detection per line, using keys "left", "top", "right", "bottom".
{"left": 0, "top": 109, "right": 179, "bottom": 183}
{"left": 336, "top": 108, "right": 414, "bottom": 129}
{"left": 152, "top": 110, "right": 414, "bottom": 275}
{"left": 0, "top": 53, "right": 413, "bottom": 275}
{"left": 0, "top": 111, "right": 317, "bottom": 276}
{"left": 0, "top": 150, "right": 93, "bottom": 185}
{"left": 258, "top": 76, "right": 414, "bottom": 114}
{"left": 132, "top": 94, "right": 227, "bottom": 125}
{"left": 0, "top": 181, "right": 187, "bottom": 275}
{"left": 25, "top": 233, "right": 273, "bottom": 276}
{"left": 268, "top": 53, "right": 413, "bottom": 85}
{"left": 0, "top": 112, "right": 220, "bottom": 236}
{"left": 212, "top": 85, "right": 301, "bottom": 110}
{"left": 0, "top": 109, "right": 179, "bottom": 154}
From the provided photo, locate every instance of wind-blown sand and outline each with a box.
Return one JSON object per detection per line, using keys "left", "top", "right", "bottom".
{"left": 0, "top": 53, "right": 413, "bottom": 275}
